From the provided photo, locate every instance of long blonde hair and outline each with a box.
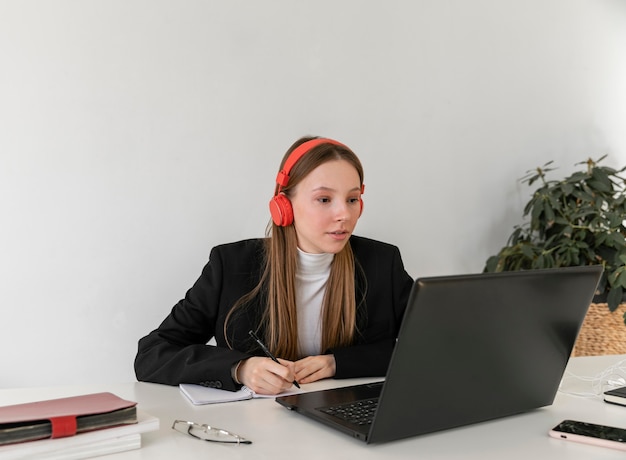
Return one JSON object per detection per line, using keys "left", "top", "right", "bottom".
{"left": 226, "top": 137, "right": 364, "bottom": 359}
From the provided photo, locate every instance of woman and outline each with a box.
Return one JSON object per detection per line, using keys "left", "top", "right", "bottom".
{"left": 134, "top": 136, "right": 414, "bottom": 395}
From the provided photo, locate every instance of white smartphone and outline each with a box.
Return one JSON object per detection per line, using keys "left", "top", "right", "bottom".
{"left": 549, "top": 420, "right": 626, "bottom": 451}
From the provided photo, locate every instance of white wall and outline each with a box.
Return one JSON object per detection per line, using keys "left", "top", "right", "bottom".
{"left": 1, "top": 0, "right": 625, "bottom": 387}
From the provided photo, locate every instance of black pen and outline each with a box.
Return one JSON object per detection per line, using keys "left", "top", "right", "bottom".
{"left": 248, "top": 330, "right": 300, "bottom": 389}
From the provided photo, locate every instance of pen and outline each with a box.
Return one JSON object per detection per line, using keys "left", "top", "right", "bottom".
{"left": 248, "top": 330, "right": 301, "bottom": 389}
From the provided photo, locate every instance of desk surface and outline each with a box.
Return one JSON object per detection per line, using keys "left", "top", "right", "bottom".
{"left": 2, "top": 355, "right": 626, "bottom": 459}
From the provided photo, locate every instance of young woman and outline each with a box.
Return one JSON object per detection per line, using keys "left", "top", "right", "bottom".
{"left": 134, "top": 136, "right": 414, "bottom": 395}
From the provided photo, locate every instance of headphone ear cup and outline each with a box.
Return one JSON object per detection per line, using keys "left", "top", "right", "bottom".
{"left": 269, "top": 193, "right": 294, "bottom": 226}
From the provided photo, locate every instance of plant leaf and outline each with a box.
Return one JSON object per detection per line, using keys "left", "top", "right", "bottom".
{"left": 608, "top": 286, "right": 623, "bottom": 312}
{"left": 617, "top": 269, "right": 626, "bottom": 289}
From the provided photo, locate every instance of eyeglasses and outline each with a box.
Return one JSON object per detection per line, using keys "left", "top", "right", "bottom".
{"left": 171, "top": 419, "right": 252, "bottom": 444}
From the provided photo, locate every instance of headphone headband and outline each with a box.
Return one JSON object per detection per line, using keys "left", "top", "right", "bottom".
{"left": 275, "top": 138, "right": 346, "bottom": 189}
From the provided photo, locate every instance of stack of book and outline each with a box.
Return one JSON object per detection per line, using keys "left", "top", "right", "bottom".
{"left": 0, "top": 392, "right": 159, "bottom": 459}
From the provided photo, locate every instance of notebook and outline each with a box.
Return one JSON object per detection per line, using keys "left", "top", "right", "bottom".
{"left": 179, "top": 383, "right": 302, "bottom": 405}
{"left": 276, "top": 265, "right": 603, "bottom": 444}
{"left": 0, "top": 392, "right": 137, "bottom": 445}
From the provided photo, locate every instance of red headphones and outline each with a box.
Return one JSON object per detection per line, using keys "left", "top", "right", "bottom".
{"left": 269, "top": 138, "right": 364, "bottom": 227}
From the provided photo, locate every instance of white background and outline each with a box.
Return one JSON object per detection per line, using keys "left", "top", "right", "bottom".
{"left": 1, "top": 0, "right": 625, "bottom": 387}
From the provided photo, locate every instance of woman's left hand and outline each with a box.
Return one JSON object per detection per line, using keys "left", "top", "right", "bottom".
{"left": 294, "top": 354, "right": 336, "bottom": 384}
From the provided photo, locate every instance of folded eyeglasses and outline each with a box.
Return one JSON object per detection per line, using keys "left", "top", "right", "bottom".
{"left": 172, "top": 419, "right": 252, "bottom": 445}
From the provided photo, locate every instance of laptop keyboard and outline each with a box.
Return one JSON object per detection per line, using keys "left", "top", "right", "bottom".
{"left": 318, "top": 398, "right": 379, "bottom": 426}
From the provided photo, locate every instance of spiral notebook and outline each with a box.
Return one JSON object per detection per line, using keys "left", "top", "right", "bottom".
{"left": 179, "top": 383, "right": 301, "bottom": 405}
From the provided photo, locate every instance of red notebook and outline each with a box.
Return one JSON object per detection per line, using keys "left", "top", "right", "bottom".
{"left": 0, "top": 392, "right": 137, "bottom": 446}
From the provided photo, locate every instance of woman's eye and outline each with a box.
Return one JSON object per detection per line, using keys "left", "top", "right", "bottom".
{"left": 318, "top": 197, "right": 330, "bottom": 203}
{"left": 348, "top": 197, "right": 360, "bottom": 204}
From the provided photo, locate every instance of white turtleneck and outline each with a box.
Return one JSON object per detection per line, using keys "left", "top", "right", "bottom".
{"left": 296, "top": 248, "right": 334, "bottom": 357}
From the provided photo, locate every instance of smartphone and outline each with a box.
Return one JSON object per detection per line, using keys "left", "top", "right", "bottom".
{"left": 549, "top": 420, "right": 626, "bottom": 451}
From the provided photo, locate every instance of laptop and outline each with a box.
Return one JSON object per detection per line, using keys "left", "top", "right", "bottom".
{"left": 276, "top": 265, "right": 602, "bottom": 444}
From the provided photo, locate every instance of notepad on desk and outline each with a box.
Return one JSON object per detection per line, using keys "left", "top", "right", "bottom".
{"left": 179, "top": 383, "right": 302, "bottom": 405}
{"left": 604, "top": 386, "right": 626, "bottom": 406}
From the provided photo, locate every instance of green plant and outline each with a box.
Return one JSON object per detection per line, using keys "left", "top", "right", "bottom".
{"left": 485, "top": 156, "right": 626, "bottom": 319}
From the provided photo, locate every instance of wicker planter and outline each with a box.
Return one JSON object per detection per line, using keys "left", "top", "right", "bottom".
{"left": 571, "top": 303, "right": 626, "bottom": 356}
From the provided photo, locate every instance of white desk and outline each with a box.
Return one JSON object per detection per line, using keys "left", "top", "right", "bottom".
{"left": 2, "top": 355, "right": 626, "bottom": 459}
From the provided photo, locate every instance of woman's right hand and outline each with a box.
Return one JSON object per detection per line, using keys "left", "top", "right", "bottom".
{"left": 236, "top": 357, "right": 297, "bottom": 395}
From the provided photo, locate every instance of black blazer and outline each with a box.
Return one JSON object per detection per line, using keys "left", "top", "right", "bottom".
{"left": 134, "top": 235, "right": 414, "bottom": 391}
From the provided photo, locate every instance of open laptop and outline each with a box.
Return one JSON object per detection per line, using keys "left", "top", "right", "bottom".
{"left": 276, "top": 265, "right": 602, "bottom": 443}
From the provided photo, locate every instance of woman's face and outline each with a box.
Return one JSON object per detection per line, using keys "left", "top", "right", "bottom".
{"left": 289, "top": 159, "right": 362, "bottom": 254}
